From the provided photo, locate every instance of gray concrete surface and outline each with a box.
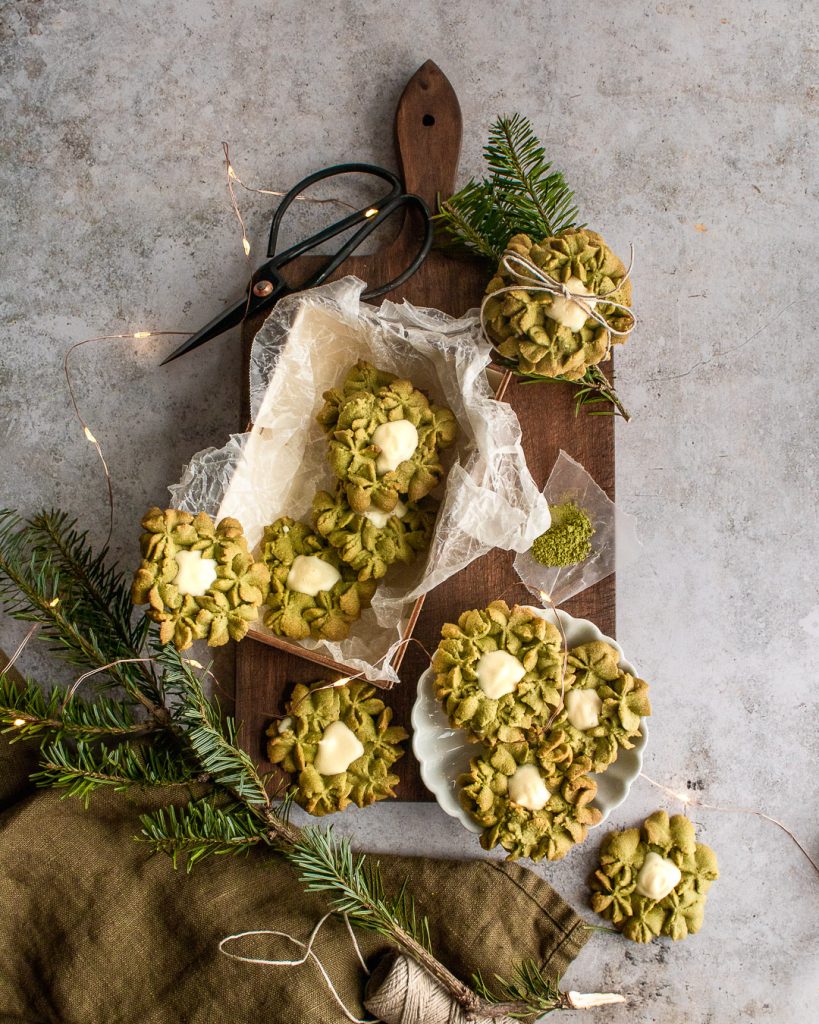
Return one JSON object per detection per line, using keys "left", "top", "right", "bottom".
{"left": 1, "top": 1, "right": 817, "bottom": 1020}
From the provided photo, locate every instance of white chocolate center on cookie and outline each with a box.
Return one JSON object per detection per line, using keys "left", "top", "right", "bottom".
{"left": 476, "top": 650, "right": 526, "bottom": 699}
{"left": 565, "top": 688, "right": 603, "bottom": 731}
{"left": 508, "top": 764, "right": 551, "bottom": 811}
{"left": 286, "top": 555, "right": 341, "bottom": 597}
{"left": 172, "top": 549, "right": 218, "bottom": 597}
{"left": 363, "top": 499, "right": 407, "bottom": 529}
{"left": 544, "top": 275, "right": 598, "bottom": 333}
{"left": 372, "top": 420, "right": 418, "bottom": 475}
{"left": 635, "top": 852, "right": 682, "bottom": 901}
{"left": 314, "top": 720, "right": 364, "bottom": 775}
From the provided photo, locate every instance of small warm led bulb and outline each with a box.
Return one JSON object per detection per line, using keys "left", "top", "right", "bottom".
{"left": 242, "top": 237, "right": 251, "bottom": 256}
{"left": 13, "top": 718, "right": 26, "bottom": 728}
{"left": 83, "top": 426, "right": 97, "bottom": 444}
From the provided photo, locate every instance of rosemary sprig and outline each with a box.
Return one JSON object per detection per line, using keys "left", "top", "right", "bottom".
{"left": 519, "top": 364, "right": 631, "bottom": 421}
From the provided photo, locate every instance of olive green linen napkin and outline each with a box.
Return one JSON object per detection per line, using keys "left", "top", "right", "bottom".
{"left": 0, "top": 736, "right": 589, "bottom": 1023}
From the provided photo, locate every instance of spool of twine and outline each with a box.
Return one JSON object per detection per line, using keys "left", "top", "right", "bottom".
{"left": 363, "top": 952, "right": 518, "bottom": 1024}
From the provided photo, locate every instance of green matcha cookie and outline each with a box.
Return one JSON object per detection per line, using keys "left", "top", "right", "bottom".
{"left": 261, "top": 517, "right": 376, "bottom": 642}
{"left": 483, "top": 230, "right": 633, "bottom": 379}
{"left": 131, "top": 507, "right": 269, "bottom": 651}
{"left": 266, "top": 680, "right": 408, "bottom": 816}
{"left": 312, "top": 487, "right": 436, "bottom": 582}
{"left": 590, "top": 810, "right": 719, "bottom": 942}
{"left": 555, "top": 641, "right": 651, "bottom": 772}
{"left": 459, "top": 740, "right": 602, "bottom": 862}
{"left": 317, "top": 360, "right": 458, "bottom": 513}
{"left": 432, "top": 601, "right": 564, "bottom": 747}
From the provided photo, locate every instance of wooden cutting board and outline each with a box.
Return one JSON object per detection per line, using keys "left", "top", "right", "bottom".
{"left": 235, "top": 61, "right": 615, "bottom": 800}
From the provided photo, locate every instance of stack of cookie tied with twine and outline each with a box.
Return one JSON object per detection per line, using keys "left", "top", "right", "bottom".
{"left": 261, "top": 360, "right": 457, "bottom": 643}
{"left": 432, "top": 600, "right": 651, "bottom": 861}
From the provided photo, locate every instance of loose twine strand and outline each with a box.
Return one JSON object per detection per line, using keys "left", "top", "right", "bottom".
{"left": 479, "top": 246, "right": 636, "bottom": 363}
{"left": 219, "top": 912, "right": 376, "bottom": 1024}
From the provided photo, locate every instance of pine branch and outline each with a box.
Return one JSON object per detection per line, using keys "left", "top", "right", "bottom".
{"left": 435, "top": 184, "right": 511, "bottom": 262}
{"left": 434, "top": 113, "right": 579, "bottom": 260}
{"left": 0, "top": 510, "right": 165, "bottom": 716}
{"left": 0, "top": 673, "right": 157, "bottom": 742}
{"left": 473, "top": 959, "right": 569, "bottom": 1019}
{"left": 484, "top": 114, "right": 579, "bottom": 240}
{"left": 26, "top": 510, "right": 143, "bottom": 650}
{"left": 288, "top": 825, "right": 433, "bottom": 953}
{"left": 33, "top": 737, "right": 205, "bottom": 807}
{"left": 162, "top": 648, "right": 269, "bottom": 807}
{"left": 139, "top": 799, "right": 269, "bottom": 871}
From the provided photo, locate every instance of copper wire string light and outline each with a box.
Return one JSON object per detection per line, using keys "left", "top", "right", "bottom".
{"left": 63, "top": 332, "right": 189, "bottom": 543}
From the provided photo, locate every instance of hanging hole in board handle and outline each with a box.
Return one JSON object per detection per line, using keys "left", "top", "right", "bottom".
{"left": 422, "top": 114, "right": 435, "bottom": 126}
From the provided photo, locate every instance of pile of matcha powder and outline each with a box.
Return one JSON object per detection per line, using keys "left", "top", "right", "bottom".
{"left": 531, "top": 502, "right": 594, "bottom": 567}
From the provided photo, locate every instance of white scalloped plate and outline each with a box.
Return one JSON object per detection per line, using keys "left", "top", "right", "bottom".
{"left": 411, "top": 606, "right": 648, "bottom": 833}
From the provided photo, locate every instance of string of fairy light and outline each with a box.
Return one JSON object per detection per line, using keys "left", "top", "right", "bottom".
{"left": 23, "top": 144, "right": 814, "bottom": 878}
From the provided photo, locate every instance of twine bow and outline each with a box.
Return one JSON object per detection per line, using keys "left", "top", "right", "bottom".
{"left": 479, "top": 246, "right": 637, "bottom": 361}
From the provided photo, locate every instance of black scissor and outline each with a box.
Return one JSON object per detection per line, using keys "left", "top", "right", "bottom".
{"left": 161, "top": 163, "right": 433, "bottom": 364}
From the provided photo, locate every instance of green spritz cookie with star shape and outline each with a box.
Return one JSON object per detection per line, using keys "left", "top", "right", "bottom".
{"left": 589, "top": 810, "right": 719, "bottom": 942}
{"left": 266, "top": 679, "right": 408, "bottom": 816}
{"left": 459, "top": 739, "right": 602, "bottom": 862}
{"left": 130, "top": 507, "right": 269, "bottom": 651}
{"left": 432, "top": 601, "right": 564, "bottom": 747}
{"left": 312, "top": 486, "right": 436, "bottom": 582}
{"left": 261, "top": 517, "right": 376, "bottom": 642}
{"left": 555, "top": 640, "right": 651, "bottom": 772}
{"left": 317, "top": 360, "right": 458, "bottom": 514}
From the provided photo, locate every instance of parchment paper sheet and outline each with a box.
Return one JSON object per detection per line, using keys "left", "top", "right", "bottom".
{"left": 170, "top": 277, "right": 550, "bottom": 682}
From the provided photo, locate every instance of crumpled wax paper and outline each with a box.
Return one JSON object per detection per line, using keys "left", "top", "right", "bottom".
{"left": 170, "top": 277, "right": 550, "bottom": 682}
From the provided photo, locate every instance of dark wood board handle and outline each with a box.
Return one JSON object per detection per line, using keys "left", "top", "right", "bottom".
{"left": 395, "top": 61, "right": 462, "bottom": 212}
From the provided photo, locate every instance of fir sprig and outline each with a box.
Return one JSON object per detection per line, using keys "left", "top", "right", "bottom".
{"left": 483, "top": 114, "right": 580, "bottom": 242}
{"left": 519, "top": 364, "right": 632, "bottom": 421}
{"left": 34, "top": 736, "right": 204, "bottom": 807}
{"left": 26, "top": 510, "right": 149, "bottom": 653}
{"left": 288, "top": 826, "right": 433, "bottom": 953}
{"left": 0, "top": 673, "right": 154, "bottom": 741}
{"left": 140, "top": 799, "right": 269, "bottom": 871}
{"left": 435, "top": 114, "right": 578, "bottom": 262}
{"left": 0, "top": 510, "right": 164, "bottom": 714}
{"left": 165, "top": 650, "right": 269, "bottom": 807}
{"left": 473, "top": 959, "right": 567, "bottom": 1019}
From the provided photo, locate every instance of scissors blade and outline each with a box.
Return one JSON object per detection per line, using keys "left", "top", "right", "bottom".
{"left": 159, "top": 296, "right": 251, "bottom": 366}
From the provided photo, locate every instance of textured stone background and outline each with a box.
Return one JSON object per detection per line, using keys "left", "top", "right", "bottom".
{"left": 1, "top": 1, "right": 817, "bottom": 1020}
